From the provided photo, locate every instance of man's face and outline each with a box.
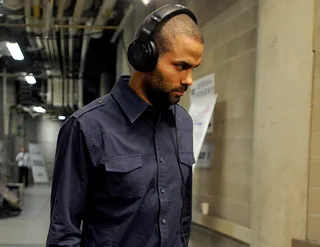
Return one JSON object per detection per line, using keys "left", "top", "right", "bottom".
{"left": 142, "top": 35, "right": 204, "bottom": 109}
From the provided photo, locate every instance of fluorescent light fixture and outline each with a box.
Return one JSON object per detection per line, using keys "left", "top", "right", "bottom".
{"left": 6, "top": 42, "right": 24, "bottom": 60}
{"left": 141, "top": 0, "right": 151, "bottom": 5}
{"left": 25, "top": 74, "right": 36, "bottom": 85}
{"left": 58, "top": 115, "right": 66, "bottom": 121}
{"left": 33, "top": 106, "right": 46, "bottom": 114}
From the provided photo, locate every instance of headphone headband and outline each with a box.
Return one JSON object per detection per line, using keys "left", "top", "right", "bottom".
{"left": 136, "top": 4, "right": 198, "bottom": 40}
{"left": 127, "top": 4, "right": 198, "bottom": 72}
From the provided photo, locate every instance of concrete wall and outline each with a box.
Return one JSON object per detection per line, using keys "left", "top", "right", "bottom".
{"left": 187, "top": 0, "right": 257, "bottom": 226}
{"left": 181, "top": 0, "right": 257, "bottom": 246}
{"left": 307, "top": 0, "right": 320, "bottom": 242}
{"left": 250, "top": 1, "right": 314, "bottom": 246}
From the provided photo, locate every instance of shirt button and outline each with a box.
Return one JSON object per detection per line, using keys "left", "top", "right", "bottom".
{"left": 161, "top": 189, "right": 165, "bottom": 193}
{"left": 159, "top": 158, "right": 163, "bottom": 163}
{"left": 161, "top": 218, "right": 166, "bottom": 224}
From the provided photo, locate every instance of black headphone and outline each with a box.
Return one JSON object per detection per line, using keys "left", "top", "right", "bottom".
{"left": 127, "top": 4, "right": 198, "bottom": 72}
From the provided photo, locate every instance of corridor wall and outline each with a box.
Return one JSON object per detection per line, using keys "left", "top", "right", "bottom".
{"left": 307, "top": 0, "right": 320, "bottom": 242}
{"left": 179, "top": 0, "right": 258, "bottom": 246}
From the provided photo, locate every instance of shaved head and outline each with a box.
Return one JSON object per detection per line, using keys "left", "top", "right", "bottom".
{"left": 152, "top": 14, "right": 204, "bottom": 56}
{"left": 130, "top": 10, "right": 204, "bottom": 110}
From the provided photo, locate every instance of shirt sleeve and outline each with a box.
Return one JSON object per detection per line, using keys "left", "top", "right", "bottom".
{"left": 180, "top": 169, "right": 193, "bottom": 245}
{"left": 180, "top": 112, "right": 194, "bottom": 246}
{"left": 15, "top": 153, "right": 21, "bottom": 162}
{"left": 46, "top": 117, "right": 91, "bottom": 247}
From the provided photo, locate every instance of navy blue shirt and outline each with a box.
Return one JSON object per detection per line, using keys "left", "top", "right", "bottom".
{"left": 46, "top": 76, "right": 195, "bottom": 247}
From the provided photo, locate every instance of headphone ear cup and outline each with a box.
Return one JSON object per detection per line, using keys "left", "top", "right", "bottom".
{"left": 148, "top": 40, "right": 158, "bottom": 69}
{"left": 127, "top": 39, "right": 159, "bottom": 72}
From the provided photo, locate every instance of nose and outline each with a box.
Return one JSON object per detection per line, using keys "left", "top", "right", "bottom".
{"left": 181, "top": 72, "right": 193, "bottom": 86}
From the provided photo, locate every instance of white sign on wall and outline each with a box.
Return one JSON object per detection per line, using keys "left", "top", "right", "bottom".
{"left": 188, "top": 96, "right": 217, "bottom": 169}
{"left": 196, "top": 140, "right": 214, "bottom": 169}
{"left": 28, "top": 143, "right": 48, "bottom": 183}
{"left": 188, "top": 73, "right": 217, "bottom": 170}
{"left": 190, "top": 73, "right": 215, "bottom": 102}
{"left": 190, "top": 73, "right": 215, "bottom": 133}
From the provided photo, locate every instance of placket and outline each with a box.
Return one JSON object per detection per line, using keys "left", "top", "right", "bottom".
{"left": 154, "top": 114, "right": 170, "bottom": 247}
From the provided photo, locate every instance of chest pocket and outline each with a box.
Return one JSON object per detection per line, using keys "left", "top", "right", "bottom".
{"left": 179, "top": 152, "right": 195, "bottom": 182}
{"left": 103, "top": 154, "right": 146, "bottom": 198}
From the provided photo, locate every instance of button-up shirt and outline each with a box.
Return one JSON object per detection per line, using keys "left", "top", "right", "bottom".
{"left": 46, "top": 75, "right": 195, "bottom": 247}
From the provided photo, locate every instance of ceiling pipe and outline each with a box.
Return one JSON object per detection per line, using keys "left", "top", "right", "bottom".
{"left": 56, "top": 0, "right": 72, "bottom": 22}
{"left": 1, "top": 0, "right": 24, "bottom": 11}
{"left": 68, "top": 17, "right": 74, "bottom": 109}
{"left": 24, "top": 0, "right": 32, "bottom": 33}
{"left": 70, "top": 0, "right": 86, "bottom": 108}
{"left": 32, "top": 0, "right": 43, "bottom": 55}
{"left": 79, "top": 18, "right": 93, "bottom": 77}
{"left": 56, "top": 0, "right": 66, "bottom": 87}
{"left": 83, "top": 0, "right": 94, "bottom": 11}
{"left": 32, "top": 0, "right": 41, "bottom": 35}
{"left": 0, "top": 73, "right": 82, "bottom": 79}
{"left": 110, "top": 1, "right": 137, "bottom": 43}
{"left": 24, "top": 0, "right": 38, "bottom": 50}
{"left": 42, "top": 0, "right": 57, "bottom": 79}
{"left": 90, "top": 0, "right": 117, "bottom": 39}
{"left": 76, "top": 17, "right": 93, "bottom": 108}
{"left": 0, "top": 23, "right": 118, "bottom": 29}
{"left": 44, "top": 0, "right": 54, "bottom": 36}
{"left": 73, "top": 0, "right": 86, "bottom": 25}
{"left": 68, "top": 17, "right": 73, "bottom": 77}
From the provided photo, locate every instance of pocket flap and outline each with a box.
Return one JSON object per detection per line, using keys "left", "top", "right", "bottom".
{"left": 104, "top": 154, "right": 142, "bottom": 173}
{"left": 179, "top": 152, "right": 195, "bottom": 166}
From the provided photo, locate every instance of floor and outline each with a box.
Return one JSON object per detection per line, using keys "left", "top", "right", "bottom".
{"left": 0, "top": 184, "right": 199, "bottom": 247}
{"left": 0, "top": 184, "right": 51, "bottom": 247}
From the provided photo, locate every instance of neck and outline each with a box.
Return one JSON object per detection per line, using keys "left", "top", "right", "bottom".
{"left": 128, "top": 72, "right": 152, "bottom": 106}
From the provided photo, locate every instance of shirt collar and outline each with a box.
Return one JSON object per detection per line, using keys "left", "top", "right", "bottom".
{"left": 111, "top": 75, "right": 176, "bottom": 124}
{"left": 111, "top": 75, "right": 149, "bottom": 123}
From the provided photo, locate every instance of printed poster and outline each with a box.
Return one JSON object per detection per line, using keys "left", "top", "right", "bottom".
{"left": 188, "top": 95, "right": 217, "bottom": 169}
{"left": 196, "top": 140, "right": 214, "bottom": 169}
{"left": 190, "top": 73, "right": 215, "bottom": 133}
{"left": 188, "top": 73, "right": 217, "bottom": 170}
{"left": 28, "top": 143, "right": 49, "bottom": 183}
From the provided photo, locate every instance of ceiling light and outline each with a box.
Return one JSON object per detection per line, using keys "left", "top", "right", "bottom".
{"left": 6, "top": 42, "right": 24, "bottom": 60}
{"left": 25, "top": 74, "right": 36, "bottom": 85}
{"left": 141, "top": 0, "right": 151, "bottom": 5}
{"left": 33, "top": 106, "right": 46, "bottom": 114}
{"left": 58, "top": 115, "right": 66, "bottom": 121}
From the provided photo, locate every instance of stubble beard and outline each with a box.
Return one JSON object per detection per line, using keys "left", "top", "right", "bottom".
{"left": 142, "top": 69, "right": 179, "bottom": 110}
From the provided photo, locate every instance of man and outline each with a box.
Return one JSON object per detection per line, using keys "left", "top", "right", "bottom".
{"left": 15, "top": 147, "right": 30, "bottom": 187}
{"left": 46, "top": 4, "right": 204, "bottom": 247}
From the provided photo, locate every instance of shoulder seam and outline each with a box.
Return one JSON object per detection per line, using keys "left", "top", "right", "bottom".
{"left": 73, "top": 102, "right": 106, "bottom": 119}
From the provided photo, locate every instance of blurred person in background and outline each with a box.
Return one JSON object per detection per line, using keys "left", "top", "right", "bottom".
{"left": 15, "top": 147, "right": 30, "bottom": 187}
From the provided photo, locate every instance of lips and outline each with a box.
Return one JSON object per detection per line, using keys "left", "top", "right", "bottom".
{"left": 175, "top": 91, "right": 184, "bottom": 96}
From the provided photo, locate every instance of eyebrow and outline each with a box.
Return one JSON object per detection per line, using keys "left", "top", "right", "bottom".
{"left": 176, "top": 61, "right": 200, "bottom": 68}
